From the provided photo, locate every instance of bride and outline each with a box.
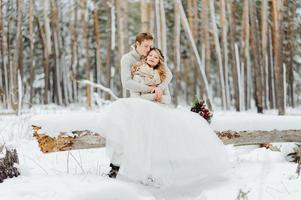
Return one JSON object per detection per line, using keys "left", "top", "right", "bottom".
{"left": 98, "top": 47, "right": 230, "bottom": 188}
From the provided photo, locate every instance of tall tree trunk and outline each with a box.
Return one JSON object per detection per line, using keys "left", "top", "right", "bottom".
{"left": 209, "top": 0, "right": 226, "bottom": 110}
{"left": 43, "top": 1, "right": 50, "bottom": 104}
{"left": 187, "top": 0, "right": 198, "bottom": 40}
{"left": 283, "top": 0, "right": 295, "bottom": 108}
{"left": 271, "top": 0, "right": 285, "bottom": 115}
{"left": 36, "top": 18, "right": 49, "bottom": 105}
{"left": 155, "top": 0, "right": 161, "bottom": 49}
{"left": 159, "top": 0, "right": 167, "bottom": 59}
{"left": 201, "top": 0, "right": 211, "bottom": 84}
{"left": 249, "top": 0, "right": 263, "bottom": 113}
{"left": 173, "top": 0, "right": 181, "bottom": 105}
{"left": 141, "top": 0, "right": 150, "bottom": 32}
{"left": 268, "top": 26, "right": 276, "bottom": 109}
{"left": 12, "top": 0, "right": 23, "bottom": 112}
{"left": 0, "top": 0, "right": 3, "bottom": 107}
{"left": 44, "top": 0, "right": 52, "bottom": 55}
{"left": 261, "top": 0, "right": 269, "bottom": 110}
{"left": 50, "top": 0, "right": 63, "bottom": 105}
{"left": 104, "top": 0, "right": 113, "bottom": 100}
{"left": 7, "top": 1, "right": 13, "bottom": 109}
{"left": 70, "top": 2, "right": 78, "bottom": 103}
{"left": 227, "top": 0, "right": 240, "bottom": 111}
{"left": 29, "top": 0, "right": 35, "bottom": 107}
{"left": 187, "top": 0, "right": 198, "bottom": 100}
{"left": 241, "top": 0, "right": 251, "bottom": 110}
{"left": 187, "top": 0, "right": 194, "bottom": 37}
{"left": 220, "top": 0, "right": 230, "bottom": 109}
{"left": 110, "top": 0, "right": 116, "bottom": 98}
{"left": 80, "top": 0, "right": 92, "bottom": 108}
{"left": 140, "top": 0, "right": 154, "bottom": 33}
{"left": 117, "top": 0, "right": 129, "bottom": 97}
{"left": 93, "top": 0, "right": 102, "bottom": 96}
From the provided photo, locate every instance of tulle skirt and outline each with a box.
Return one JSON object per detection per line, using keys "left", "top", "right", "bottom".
{"left": 98, "top": 98, "right": 230, "bottom": 187}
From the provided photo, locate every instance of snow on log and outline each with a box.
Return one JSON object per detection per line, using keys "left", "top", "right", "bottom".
{"left": 0, "top": 145, "right": 20, "bottom": 183}
{"left": 32, "top": 125, "right": 301, "bottom": 153}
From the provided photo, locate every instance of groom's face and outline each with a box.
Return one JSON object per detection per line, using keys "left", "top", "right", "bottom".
{"left": 136, "top": 40, "right": 153, "bottom": 57}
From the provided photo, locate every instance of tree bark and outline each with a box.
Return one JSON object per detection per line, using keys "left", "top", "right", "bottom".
{"left": 155, "top": 0, "right": 161, "bottom": 49}
{"left": 36, "top": 17, "right": 49, "bottom": 105}
{"left": 282, "top": 0, "right": 295, "bottom": 108}
{"left": 249, "top": 0, "right": 263, "bottom": 113}
{"left": 11, "top": 0, "right": 23, "bottom": 112}
{"left": 172, "top": 1, "right": 181, "bottom": 105}
{"left": 241, "top": 0, "right": 251, "bottom": 110}
{"left": 268, "top": 26, "right": 276, "bottom": 109}
{"left": 93, "top": 0, "right": 102, "bottom": 96}
{"left": 209, "top": 0, "right": 226, "bottom": 110}
{"left": 261, "top": 0, "right": 269, "bottom": 109}
{"left": 104, "top": 0, "right": 113, "bottom": 100}
{"left": 187, "top": 0, "right": 198, "bottom": 101}
{"left": 29, "top": 0, "right": 35, "bottom": 107}
{"left": 0, "top": 0, "right": 8, "bottom": 108}
{"left": 159, "top": 0, "right": 167, "bottom": 59}
{"left": 141, "top": 0, "right": 151, "bottom": 32}
{"left": 220, "top": 0, "right": 230, "bottom": 109}
{"left": 41, "top": 1, "right": 51, "bottom": 104}
{"left": 227, "top": 0, "right": 240, "bottom": 111}
{"left": 70, "top": 3, "right": 78, "bottom": 102}
{"left": 271, "top": 0, "right": 285, "bottom": 115}
{"left": 201, "top": 0, "right": 211, "bottom": 84}
{"left": 81, "top": 0, "right": 92, "bottom": 108}
{"left": 51, "top": 0, "right": 63, "bottom": 105}
{"left": 117, "top": 0, "right": 129, "bottom": 97}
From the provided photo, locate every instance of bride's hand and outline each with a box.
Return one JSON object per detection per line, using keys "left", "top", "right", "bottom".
{"left": 154, "top": 87, "right": 163, "bottom": 102}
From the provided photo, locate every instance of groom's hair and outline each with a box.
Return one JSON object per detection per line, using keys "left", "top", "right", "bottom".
{"left": 135, "top": 32, "right": 154, "bottom": 46}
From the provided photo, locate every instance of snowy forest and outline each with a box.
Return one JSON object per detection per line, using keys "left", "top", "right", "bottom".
{"left": 0, "top": 0, "right": 300, "bottom": 114}
{"left": 2, "top": 0, "right": 301, "bottom": 200}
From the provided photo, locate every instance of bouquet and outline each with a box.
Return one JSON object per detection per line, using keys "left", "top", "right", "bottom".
{"left": 190, "top": 97, "right": 213, "bottom": 123}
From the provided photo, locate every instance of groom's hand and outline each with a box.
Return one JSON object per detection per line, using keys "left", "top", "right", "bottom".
{"left": 149, "top": 86, "right": 156, "bottom": 93}
{"left": 154, "top": 87, "right": 163, "bottom": 102}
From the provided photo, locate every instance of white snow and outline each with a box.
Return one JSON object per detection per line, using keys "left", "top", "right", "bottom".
{"left": 1, "top": 102, "right": 301, "bottom": 200}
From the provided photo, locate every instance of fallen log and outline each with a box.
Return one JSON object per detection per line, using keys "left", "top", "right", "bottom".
{"left": 216, "top": 129, "right": 301, "bottom": 145}
{"left": 32, "top": 125, "right": 301, "bottom": 153}
{"left": 0, "top": 145, "right": 20, "bottom": 183}
{"left": 32, "top": 125, "right": 106, "bottom": 153}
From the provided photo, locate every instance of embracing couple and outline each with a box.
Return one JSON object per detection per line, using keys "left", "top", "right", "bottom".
{"left": 100, "top": 32, "right": 230, "bottom": 188}
{"left": 108, "top": 32, "right": 171, "bottom": 178}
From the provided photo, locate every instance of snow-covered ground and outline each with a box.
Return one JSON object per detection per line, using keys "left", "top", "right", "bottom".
{"left": 1, "top": 103, "right": 301, "bottom": 200}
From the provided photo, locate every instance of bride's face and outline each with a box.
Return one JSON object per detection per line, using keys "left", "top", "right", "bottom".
{"left": 146, "top": 50, "right": 160, "bottom": 67}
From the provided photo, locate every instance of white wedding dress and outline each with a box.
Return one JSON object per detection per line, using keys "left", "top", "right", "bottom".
{"left": 98, "top": 98, "right": 230, "bottom": 188}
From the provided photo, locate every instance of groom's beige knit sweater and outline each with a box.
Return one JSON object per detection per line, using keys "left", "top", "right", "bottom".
{"left": 120, "top": 47, "right": 172, "bottom": 103}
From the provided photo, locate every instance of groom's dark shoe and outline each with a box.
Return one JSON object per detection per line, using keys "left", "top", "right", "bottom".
{"left": 108, "top": 163, "right": 120, "bottom": 178}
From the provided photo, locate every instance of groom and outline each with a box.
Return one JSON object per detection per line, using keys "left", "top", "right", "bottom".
{"left": 108, "top": 32, "right": 173, "bottom": 178}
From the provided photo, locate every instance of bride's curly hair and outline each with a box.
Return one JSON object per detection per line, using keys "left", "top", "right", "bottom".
{"left": 147, "top": 47, "right": 166, "bottom": 82}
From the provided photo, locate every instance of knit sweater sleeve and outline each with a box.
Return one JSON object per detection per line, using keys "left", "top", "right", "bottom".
{"left": 121, "top": 55, "right": 151, "bottom": 93}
